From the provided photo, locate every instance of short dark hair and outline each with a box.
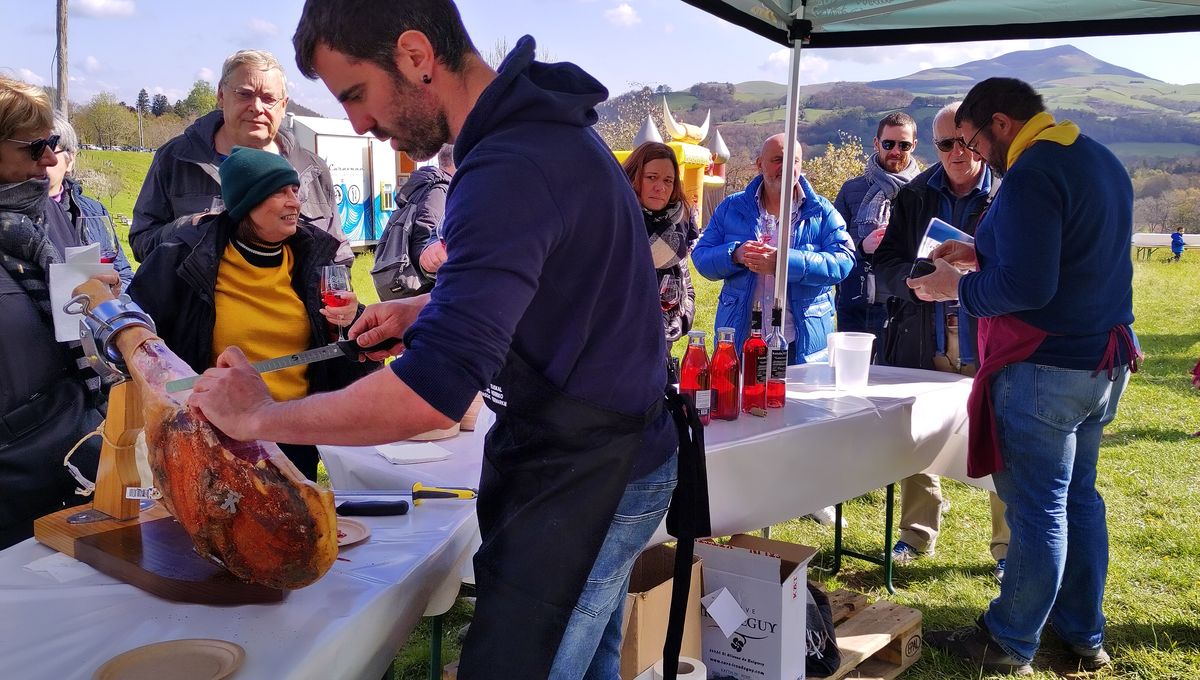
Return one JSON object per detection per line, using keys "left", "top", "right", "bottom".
{"left": 956, "top": 77, "right": 1045, "bottom": 129}
{"left": 293, "top": 0, "right": 477, "bottom": 79}
{"left": 876, "top": 112, "right": 916, "bottom": 140}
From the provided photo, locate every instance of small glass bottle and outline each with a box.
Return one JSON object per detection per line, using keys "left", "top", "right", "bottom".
{"left": 766, "top": 300, "right": 788, "bottom": 408}
{"left": 680, "top": 330, "right": 711, "bottom": 426}
{"left": 710, "top": 327, "right": 740, "bottom": 421}
{"left": 741, "top": 302, "right": 768, "bottom": 413}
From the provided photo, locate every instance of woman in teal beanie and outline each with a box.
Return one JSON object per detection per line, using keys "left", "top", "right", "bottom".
{"left": 128, "top": 146, "right": 379, "bottom": 479}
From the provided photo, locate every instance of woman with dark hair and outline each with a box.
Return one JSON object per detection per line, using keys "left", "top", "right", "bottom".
{"left": 128, "top": 146, "right": 379, "bottom": 480}
{"left": 622, "top": 142, "right": 699, "bottom": 374}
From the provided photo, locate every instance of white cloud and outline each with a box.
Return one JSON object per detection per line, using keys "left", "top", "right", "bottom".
{"left": 761, "top": 49, "right": 830, "bottom": 85}
{"left": 664, "top": 23, "right": 676, "bottom": 34}
{"left": 16, "top": 68, "right": 45, "bottom": 85}
{"left": 153, "top": 85, "right": 185, "bottom": 101}
{"left": 828, "top": 39, "right": 1063, "bottom": 70}
{"left": 247, "top": 18, "right": 278, "bottom": 37}
{"left": 196, "top": 67, "right": 215, "bottom": 83}
{"left": 604, "top": 3, "right": 640, "bottom": 27}
{"left": 83, "top": 56, "right": 102, "bottom": 74}
{"left": 73, "top": 0, "right": 135, "bottom": 18}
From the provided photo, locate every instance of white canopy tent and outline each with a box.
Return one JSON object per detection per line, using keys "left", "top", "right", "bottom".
{"left": 680, "top": 0, "right": 1200, "bottom": 351}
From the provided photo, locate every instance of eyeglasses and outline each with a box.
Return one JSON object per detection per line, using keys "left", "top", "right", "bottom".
{"left": 879, "top": 139, "right": 913, "bottom": 152}
{"left": 934, "top": 137, "right": 967, "bottom": 153}
{"left": 230, "top": 88, "right": 284, "bottom": 111}
{"left": 6, "top": 134, "right": 61, "bottom": 161}
{"left": 964, "top": 121, "right": 993, "bottom": 155}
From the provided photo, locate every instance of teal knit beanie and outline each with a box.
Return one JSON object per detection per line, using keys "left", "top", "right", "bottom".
{"left": 219, "top": 146, "right": 301, "bottom": 220}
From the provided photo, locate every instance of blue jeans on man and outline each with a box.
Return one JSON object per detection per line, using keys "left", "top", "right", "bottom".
{"left": 983, "top": 362, "right": 1129, "bottom": 664}
{"left": 548, "top": 453, "right": 678, "bottom": 679}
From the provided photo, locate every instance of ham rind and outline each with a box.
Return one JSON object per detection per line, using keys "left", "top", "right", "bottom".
{"left": 86, "top": 283, "right": 338, "bottom": 589}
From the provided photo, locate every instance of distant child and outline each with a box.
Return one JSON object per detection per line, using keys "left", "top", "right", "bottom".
{"left": 1193, "top": 357, "right": 1200, "bottom": 437}
{"left": 1171, "top": 227, "right": 1185, "bottom": 262}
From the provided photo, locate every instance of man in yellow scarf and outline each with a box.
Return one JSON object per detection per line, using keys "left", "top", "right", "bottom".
{"left": 913, "top": 78, "right": 1137, "bottom": 676}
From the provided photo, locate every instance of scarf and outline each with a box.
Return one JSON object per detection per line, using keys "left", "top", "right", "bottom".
{"left": 1006, "top": 111, "right": 1079, "bottom": 171}
{"left": 0, "top": 179, "right": 59, "bottom": 319}
{"left": 852, "top": 154, "right": 920, "bottom": 241}
{"left": 645, "top": 201, "right": 690, "bottom": 270}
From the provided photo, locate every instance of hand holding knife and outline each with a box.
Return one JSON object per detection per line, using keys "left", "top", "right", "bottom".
{"left": 166, "top": 337, "right": 401, "bottom": 393}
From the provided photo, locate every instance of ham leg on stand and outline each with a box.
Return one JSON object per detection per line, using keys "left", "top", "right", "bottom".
{"left": 78, "top": 280, "right": 338, "bottom": 589}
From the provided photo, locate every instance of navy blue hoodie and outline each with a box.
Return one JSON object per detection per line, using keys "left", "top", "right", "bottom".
{"left": 388, "top": 37, "right": 676, "bottom": 477}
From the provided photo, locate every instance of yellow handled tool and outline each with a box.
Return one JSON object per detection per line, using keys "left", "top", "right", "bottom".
{"left": 412, "top": 482, "right": 478, "bottom": 501}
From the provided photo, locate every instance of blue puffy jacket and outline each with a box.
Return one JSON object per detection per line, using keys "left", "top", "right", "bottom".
{"left": 692, "top": 175, "right": 855, "bottom": 358}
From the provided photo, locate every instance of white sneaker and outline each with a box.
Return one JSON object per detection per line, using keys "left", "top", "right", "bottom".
{"left": 806, "top": 505, "right": 847, "bottom": 528}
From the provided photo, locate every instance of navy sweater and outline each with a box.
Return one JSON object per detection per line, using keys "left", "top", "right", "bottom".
{"left": 958, "top": 134, "right": 1136, "bottom": 369}
{"left": 388, "top": 37, "right": 676, "bottom": 477}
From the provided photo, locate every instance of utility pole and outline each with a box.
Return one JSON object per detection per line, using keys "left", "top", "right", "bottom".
{"left": 56, "top": 0, "right": 68, "bottom": 115}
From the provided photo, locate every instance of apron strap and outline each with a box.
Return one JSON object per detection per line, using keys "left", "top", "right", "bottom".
{"left": 661, "top": 385, "right": 711, "bottom": 680}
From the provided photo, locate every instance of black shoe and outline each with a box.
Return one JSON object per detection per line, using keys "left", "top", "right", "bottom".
{"left": 925, "top": 617, "right": 1033, "bottom": 676}
{"left": 1068, "top": 644, "right": 1111, "bottom": 671}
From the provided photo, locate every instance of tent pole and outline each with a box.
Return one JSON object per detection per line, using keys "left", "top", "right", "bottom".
{"left": 771, "top": 22, "right": 804, "bottom": 346}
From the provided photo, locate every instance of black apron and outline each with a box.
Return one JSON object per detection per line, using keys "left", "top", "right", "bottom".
{"left": 457, "top": 350, "right": 660, "bottom": 680}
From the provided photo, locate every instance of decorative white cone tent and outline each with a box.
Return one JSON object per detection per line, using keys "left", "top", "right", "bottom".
{"left": 679, "top": 0, "right": 1200, "bottom": 352}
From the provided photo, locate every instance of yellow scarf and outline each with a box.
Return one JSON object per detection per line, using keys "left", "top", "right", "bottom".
{"left": 1006, "top": 111, "right": 1080, "bottom": 170}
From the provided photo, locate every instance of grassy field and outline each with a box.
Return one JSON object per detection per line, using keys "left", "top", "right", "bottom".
{"left": 387, "top": 253, "right": 1200, "bottom": 680}
{"left": 89, "top": 151, "right": 1199, "bottom": 678}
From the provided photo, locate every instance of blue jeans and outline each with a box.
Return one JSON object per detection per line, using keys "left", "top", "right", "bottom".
{"left": 548, "top": 452, "right": 678, "bottom": 680}
{"left": 983, "top": 362, "right": 1129, "bottom": 664}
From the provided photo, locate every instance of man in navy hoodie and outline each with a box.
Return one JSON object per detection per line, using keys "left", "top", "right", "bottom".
{"left": 911, "top": 78, "right": 1137, "bottom": 676}
{"left": 187, "top": 1, "right": 678, "bottom": 677}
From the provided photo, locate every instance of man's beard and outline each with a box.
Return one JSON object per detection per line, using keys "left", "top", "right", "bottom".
{"left": 375, "top": 70, "right": 451, "bottom": 161}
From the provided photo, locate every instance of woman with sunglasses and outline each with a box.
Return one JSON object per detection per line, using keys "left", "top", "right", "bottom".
{"left": 45, "top": 112, "right": 134, "bottom": 289}
{"left": 0, "top": 75, "right": 123, "bottom": 548}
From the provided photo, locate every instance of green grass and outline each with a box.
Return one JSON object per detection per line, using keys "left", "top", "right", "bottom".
{"left": 387, "top": 252, "right": 1200, "bottom": 679}
{"left": 74, "top": 150, "right": 154, "bottom": 252}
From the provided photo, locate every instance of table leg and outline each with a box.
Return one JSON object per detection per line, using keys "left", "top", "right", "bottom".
{"left": 827, "top": 483, "right": 898, "bottom": 594}
{"left": 428, "top": 614, "right": 443, "bottom": 680}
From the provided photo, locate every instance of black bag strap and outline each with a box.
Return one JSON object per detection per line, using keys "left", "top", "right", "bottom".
{"left": 661, "top": 385, "right": 711, "bottom": 680}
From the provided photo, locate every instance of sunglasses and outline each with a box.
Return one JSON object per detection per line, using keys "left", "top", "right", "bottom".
{"left": 934, "top": 137, "right": 967, "bottom": 153}
{"left": 6, "top": 134, "right": 61, "bottom": 161}
{"left": 879, "top": 139, "right": 913, "bottom": 152}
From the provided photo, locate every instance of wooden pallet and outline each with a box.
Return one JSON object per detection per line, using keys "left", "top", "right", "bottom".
{"left": 827, "top": 599, "right": 923, "bottom": 680}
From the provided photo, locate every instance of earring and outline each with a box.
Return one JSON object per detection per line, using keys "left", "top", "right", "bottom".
{"left": 421, "top": 74, "right": 432, "bottom": 84}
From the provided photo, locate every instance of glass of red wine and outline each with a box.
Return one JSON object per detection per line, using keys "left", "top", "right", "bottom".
{"left": 82, "top": 213, "right": 120, "bottom": 264}
{"left": 320, "top": 264, "right": 353, "bottom": 339}
{"left": 660, "top": 274, "right": 682, "bottom": 313}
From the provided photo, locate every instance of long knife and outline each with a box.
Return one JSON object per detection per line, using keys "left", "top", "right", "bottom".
{"left": 165, "top": 337, "right": 400, "bottom": 393}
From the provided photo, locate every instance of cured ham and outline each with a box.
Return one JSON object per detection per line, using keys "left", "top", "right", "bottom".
{"left": 84, "top": 282, "right": 338, "bottom": 589}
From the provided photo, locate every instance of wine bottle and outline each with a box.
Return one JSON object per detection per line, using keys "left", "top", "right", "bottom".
{"left": 680, "top": 330, "right": 711, "bottom": 425}
{"left": 741, "top": 302, "right": 767, "bottom": 413}
{"left": 766, "top": 300, "right": 788, "bottom": 408}
{"left": 710, "top": 327, "right": 740, "bottom": 421}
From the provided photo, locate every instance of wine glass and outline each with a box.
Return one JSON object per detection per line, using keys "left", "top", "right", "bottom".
{"left": 82, "top": 213, "right": 121, "bottom": 264}
{"left": 659, "top": 274, "right": 682, "bottom": 312}
{"left": 320, "top": 264, "right": 353, "bottom": 339}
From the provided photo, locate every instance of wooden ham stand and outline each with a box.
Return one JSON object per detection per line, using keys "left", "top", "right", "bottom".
{"left": 33, "top": 285, "right": 282, "bottom": 604}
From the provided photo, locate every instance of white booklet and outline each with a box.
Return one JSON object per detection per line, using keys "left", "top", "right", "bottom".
{"left": 48, "top": 243, "right": 114, "bottom": 342}
{"left": 916, "top": 217, "right": 974, "bottom": 260}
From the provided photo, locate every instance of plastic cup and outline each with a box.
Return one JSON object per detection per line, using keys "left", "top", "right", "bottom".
{"left": 828, "top": 332, "right": 874, "bottom": 390}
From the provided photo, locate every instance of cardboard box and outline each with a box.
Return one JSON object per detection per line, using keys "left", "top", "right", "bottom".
{"left": 619, "top": 544, "right": 704, "bottom": 680}
{"left": 695, "top": 535, "right": 818, "bottom": 680}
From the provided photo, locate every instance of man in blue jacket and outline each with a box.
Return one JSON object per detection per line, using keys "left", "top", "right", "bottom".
{"left": 914, "top": 78, "right": 1136, "bottom": 676}
{"left": 187, "top": 2, "right": 678, "bottom": 678}
{"left": 693, "top": 134, "right": 854, "bottom": 361}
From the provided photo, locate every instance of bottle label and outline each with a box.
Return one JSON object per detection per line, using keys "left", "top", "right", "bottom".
{"left": 693, "top": 389, "right": 711, "bottom": 412}
{"left": 770, "top": 349, "right": 788, "bottom": 380}
{"left": 755, "top": 354, "right": 767, "bottom": 384}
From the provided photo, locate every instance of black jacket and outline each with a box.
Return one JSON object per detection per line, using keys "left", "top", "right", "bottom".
{"left": 370, "top": 165, "right": 449, "bottom": 300}
{"left": 873, "top": 164, "right": 991, "bottom": 370}
{"left": 130, "top": 110, "right": 352, "bottom": 265}
{"left": 127, "top": 213, "right": 378, "bottom": 394}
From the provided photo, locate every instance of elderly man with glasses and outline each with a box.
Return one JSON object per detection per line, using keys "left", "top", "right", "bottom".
{"left": 871, "top": 101, "right": 1011, "bottom": 581}
{"left": 131, "top": 49, "right": 351, "bottom": 264}
{"left": 834, "top": 111, "right": 922, "bottom": 351}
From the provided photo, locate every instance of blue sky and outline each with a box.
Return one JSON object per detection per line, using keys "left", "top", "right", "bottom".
{"left": 2, "top": 0, "right": 1198, "bottom": 118}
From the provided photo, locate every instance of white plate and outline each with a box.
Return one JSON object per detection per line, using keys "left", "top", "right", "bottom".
{"left": 93, "top": 639, "right": 244, "bottom": 680}
{"left": 337, "top": 517, "right": 371, "bottom": 547}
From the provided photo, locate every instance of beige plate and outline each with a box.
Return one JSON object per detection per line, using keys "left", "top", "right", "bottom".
{"left": 408, "top": 423, "right": 460, "bottom": 441}
{"left": 337, "top": 517, "right": 371, "bottom": 547}
{"left": 93, "top": 639, "right": 244, "bottom": 680}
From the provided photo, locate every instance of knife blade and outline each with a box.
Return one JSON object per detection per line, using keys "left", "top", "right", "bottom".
{"left": 165, "top": 337, "right": 401, "bottom": 393}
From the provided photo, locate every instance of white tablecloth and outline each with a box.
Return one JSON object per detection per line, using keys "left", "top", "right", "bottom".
{"left": 319, "top": 364, "right": 991, "bottom": 547}
{"left": 0, "top": 500, "right": 477, "bottom": 680}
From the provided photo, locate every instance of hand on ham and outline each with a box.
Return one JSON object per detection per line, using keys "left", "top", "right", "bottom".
{"left": 188, "top": 346, "right": 277, "bottom": 442}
